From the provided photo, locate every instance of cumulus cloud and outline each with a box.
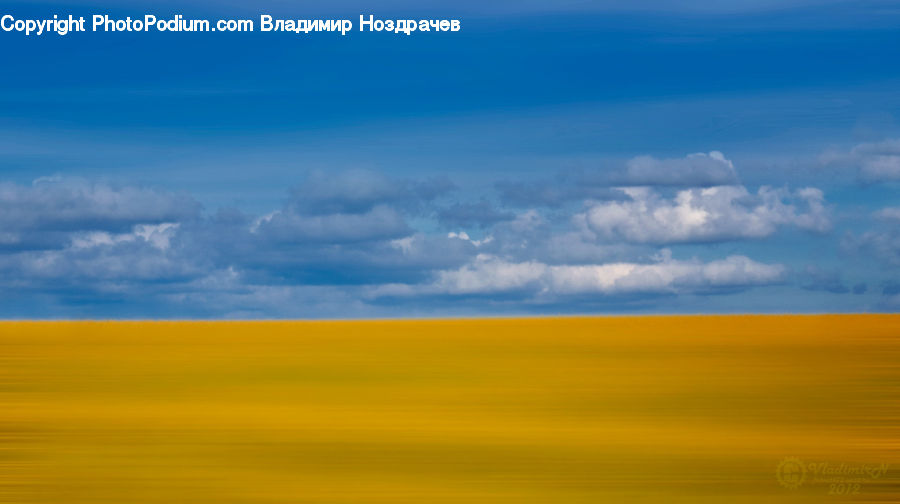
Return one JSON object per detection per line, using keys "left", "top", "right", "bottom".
{"left": 426, "top": 253, "right": 784, "bottom": 296}
{"left": 0, "top": 174, "right": 451, "bottom": 295}
{"left": 0, "top": 178, "right": 200, "bottom": 254}
{"left": 579, "top": 185, "right": 830, "bottom": 244}
{"left": 0, "top": 168, "right": 847, "bottom": 317}
{"left": 434, "top": 255, "right": 546, "bottom": 295}
{"left": 0, "top": 179, "right": 202, "bottom": 303}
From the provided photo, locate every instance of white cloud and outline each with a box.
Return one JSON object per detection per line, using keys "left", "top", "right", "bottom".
{"left": 71, "top": 223, "right": 179, "bottom": 251}
{"left": 579, "top": 185, "right": 830, "bottom": 243}
{"left": 447, "top": 231, "right": 493, "bottom": 247}
{"left": 435, "top": 254, "right": 547, "bottom": 294}
{"left": 0, "top": 170, "right": 839, "bottom": 316}
{"left": 3, "top": 242, "right": 198, "bottom": 282}
{"left": 550, "top": 255, "right": 784, "bottom": 294}
{"left": 428, "top": 253, "right": 784, "bottom": 296}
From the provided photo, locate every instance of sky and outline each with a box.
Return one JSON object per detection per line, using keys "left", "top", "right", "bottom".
{"left": 0, "top": 0, "right": 899, "bottom": 318}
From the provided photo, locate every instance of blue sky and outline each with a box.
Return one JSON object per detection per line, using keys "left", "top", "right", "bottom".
{"left": 0, "top": 0, "right": 899, "bottom": 318}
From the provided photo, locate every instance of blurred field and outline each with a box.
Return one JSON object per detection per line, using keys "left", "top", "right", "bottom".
{"left": 1, "top": 315, "right": 899, "bottom": 503}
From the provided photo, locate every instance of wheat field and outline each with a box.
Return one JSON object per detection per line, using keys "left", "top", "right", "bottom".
{"left": 2, "top": 316, "right": 898, "bottom": 503}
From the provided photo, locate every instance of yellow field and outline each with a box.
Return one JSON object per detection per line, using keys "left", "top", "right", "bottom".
{"left": 1, "top": 316, "right": 899, "bottom": 503}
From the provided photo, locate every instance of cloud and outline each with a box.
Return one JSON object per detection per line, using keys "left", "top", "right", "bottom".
{"left": 843, "top": 229, "right": 900, "bottom": 267}
{"left": 463, "top": 209, "right": 644, "bottom": 266}
{"left": 289, "top": 169, "right": 454, "bottom": 216}
{"left": 0, "top": 178, "right": 200, "bottom": 234}
{"left": 822, "top": 139, "right": 900, "bottom": 182}
{"left": 0, "top": 169, "right": 853, "bottom": 317}
{"left": 840, "top": 206, "right": 900, "bottom": 268}
{"left": 579, "top": 185, "right": 830, "bottom": 244}
{"left": 622, "top": 151, "right": 739, "bottom": 186}
{"left": 426, "top": 253, "right": 784, "bottom": 296}
{"left": 875, "top": 207, "right": 900, "bottom": 221}
{"left": 70, "top": 223, "right": 179, "bottom": 251}
{"left": 252, "top": 205, "right": 411, "bottom": 244}
{"left": 496, "top": 151, "right": 739, "bottom": 208}
{"left": 0, "top": 234, "right": 202, "bottom": 285}
{"left": 799, "top": 266, "right": 850, "bottom": 294}
{"left": 0, "top": 174, "right": 452, "bottom": 295}
{"left": 434, "top": 255, "right": 546, "bottom": 295}
{"left": 179, "top": 174, "right": 474, "bottom": 286}
{"left": 495, "top": 177, "right": 624, "bottom": 208}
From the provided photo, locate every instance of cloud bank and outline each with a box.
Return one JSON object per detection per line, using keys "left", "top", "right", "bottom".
{"left": 0, "top": 149, "right": 891, "bottom": 318}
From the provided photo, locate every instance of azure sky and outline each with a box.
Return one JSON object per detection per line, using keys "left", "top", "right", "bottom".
{"left": 0, "top": 0, "right": 899, "bottom": 317}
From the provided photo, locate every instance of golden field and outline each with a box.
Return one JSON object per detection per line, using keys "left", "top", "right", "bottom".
{"left": 1, "top": 315, "right": 899, "bottom": 503}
